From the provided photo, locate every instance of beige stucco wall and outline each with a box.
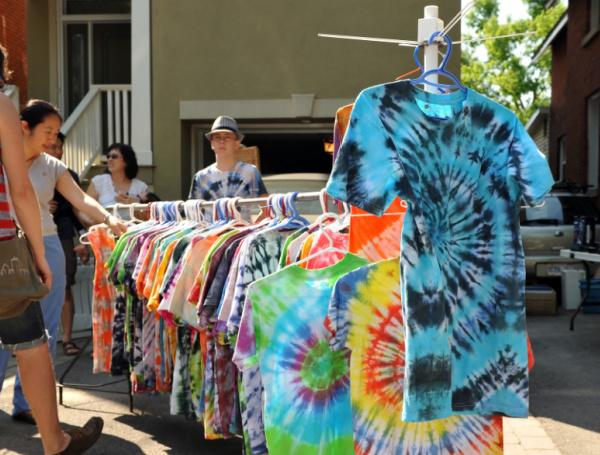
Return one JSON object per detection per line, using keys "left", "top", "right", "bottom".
{"left": 151, "top": 0, "right": 461, "bottom": 200}
{"left": 27, "top": 0, "right": 58, "bottom": 105}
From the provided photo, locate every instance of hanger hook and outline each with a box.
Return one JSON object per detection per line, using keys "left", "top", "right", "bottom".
{"left": 112, "top": 203, "right": 121, "bottom": 218}
{"left": 428, "top": 31, "right": 452, "bottom": 71}
{"left": 287, "top": 192, "right": 299, "bottom": 218}
{"left": 319, "top": 189, "right": 328, "bottom": 214}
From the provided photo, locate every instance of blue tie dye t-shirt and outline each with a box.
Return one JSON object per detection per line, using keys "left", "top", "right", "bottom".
{"left": 326, "top": 80, "right": 554, "bottom": 422}
{"left": 188, "top": 160, "right": 267, "bottom": 221}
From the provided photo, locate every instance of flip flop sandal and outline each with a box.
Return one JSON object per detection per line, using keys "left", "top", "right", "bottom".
{"left": 62, "top": 341, "right": 80, "bottom": 356}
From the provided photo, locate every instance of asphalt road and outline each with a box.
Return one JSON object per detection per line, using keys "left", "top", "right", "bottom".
{"left": 527, "top": 308, "right": 600, "bottom": 455}
{"left": 0, "top": 308, "right": 599, "bottom": 454}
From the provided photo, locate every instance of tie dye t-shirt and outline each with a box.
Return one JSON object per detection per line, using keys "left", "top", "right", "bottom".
{"left": 188, "top": 161, "right": 267, "bottom": 222}
{"left": 326, "top": 80, "right": 554, "bottom": 422}
{"left": 235, "top": 253, "right": 370, "bottom": 455}
{"left": 326, "top": 258, "right": 503, "bottom": 455}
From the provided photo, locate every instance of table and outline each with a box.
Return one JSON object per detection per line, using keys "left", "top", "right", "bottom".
{"left": 559, "top": 249, "right": 600, "bottom": 330}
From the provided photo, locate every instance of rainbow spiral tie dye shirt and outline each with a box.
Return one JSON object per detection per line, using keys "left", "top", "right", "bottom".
{"left": 234, "top": 253, "right": 370, "bottom": 455}
{"left": 327, "top": 258, "right": 504, "bottom": 454}
{"left": 326, "top": 80, "right": 554, "bottom": 422}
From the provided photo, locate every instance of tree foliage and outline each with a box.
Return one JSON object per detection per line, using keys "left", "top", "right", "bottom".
{"left": 461, "top": 0, "right": 566, "bottom": 123}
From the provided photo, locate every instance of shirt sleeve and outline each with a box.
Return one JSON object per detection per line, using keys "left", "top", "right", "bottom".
{"left": 91, "top": 174, "right": 107, "bottom": 194}
{"left": 326, "top": 88, "right": 405, "bottom": 216}
{"left": 232, "top": 288, "right": 259, "bottom": 370}
{"left": 130, "top": 179, "right": 148, "bottom": 196}
{"left": 255, "top": 169, "right": 268, "bottom": 196}
{"left": 188, "top": 172, "right": 200, "bottom": 199}
{"left": 508, "top": 118, "right": 555, "bottom": 206}
{"left": 326, "top": 270, "right": 361, "bottom": 352}
{"left": 50, "top": 155, "right": 68, "bottom": 181}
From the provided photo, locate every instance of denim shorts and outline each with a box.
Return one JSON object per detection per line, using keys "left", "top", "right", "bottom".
{"left": 0, "top": 301, "right": 48, "bottom": 351}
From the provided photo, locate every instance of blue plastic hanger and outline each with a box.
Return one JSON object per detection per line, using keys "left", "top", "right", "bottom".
{"left": 207, "top": 198, "right": 229, "bottom": 228}
{"left": 411, "top": 31, "right": 467, "bottom": 93}
{"left": 276, "top": 192, "right": 310, "bottom": 229}
{"left": 266, "top": 194, "right": 286, "bottom": 227}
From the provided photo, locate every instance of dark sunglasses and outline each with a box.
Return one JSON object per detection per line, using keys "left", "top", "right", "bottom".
{"left": 107, "top": 153, "right": 121, "bottom": 160}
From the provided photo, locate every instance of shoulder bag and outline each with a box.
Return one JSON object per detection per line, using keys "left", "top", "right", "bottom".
{"left": 0, "top": 152, "right": 49, "bottom": 318}
{"left": 0, "top": 226, "right": 50, "bottom": 319}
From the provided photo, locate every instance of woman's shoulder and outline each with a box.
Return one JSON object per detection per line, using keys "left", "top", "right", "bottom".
{"left": 131, "top": 178, "right": 148, "bottom": 193}
{"left": 91, "top": 173, "right": 112, "bottom": 190}
{"left": 92, "top": 173, "right": 111, "bottom": 183}
{"left": 40, "top": 153, "right": 67, "bottom": 170}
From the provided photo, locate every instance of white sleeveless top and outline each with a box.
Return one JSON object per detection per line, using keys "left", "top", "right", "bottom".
{"left": 91, "top": 173, "right": 148, "bottom": 208}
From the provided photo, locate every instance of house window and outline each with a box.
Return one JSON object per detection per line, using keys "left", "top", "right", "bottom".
{"left": 588, "top": 92, "right": 600, "bottom": 193}
{"left": 558, "top": 135, "right": 567, "bottom": 182}
{"left": 65, "top": 0, "right": 131, "bottom": 15}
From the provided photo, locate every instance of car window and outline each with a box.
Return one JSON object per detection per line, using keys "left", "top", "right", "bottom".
{"left": 520, "top": 196, "right": 600, "bottom": 225}
{"left": 520, "top": 197, "right": 563, "bottom": 225}
{"left": 558, "top": 196, "right": 600, "bottom": 223}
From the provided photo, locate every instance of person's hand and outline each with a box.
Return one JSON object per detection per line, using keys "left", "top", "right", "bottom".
{"left": 106, "top": 215, "right": 128, "bottom": 237}
{"left": 49, "top": 200, "right": 58, "bottom": 214}
{"left": 74, "top": 244, "right": 90, "bottom": 265}
{"left": 35, "top": 256, "right": 52, "bottom": 290}
{"left": 114, "top": 193, "right": 139, "bottom": 204}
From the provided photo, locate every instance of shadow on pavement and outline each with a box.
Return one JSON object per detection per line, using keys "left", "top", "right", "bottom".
{"left": 527, "top": 308, "right": 600, "bottom": 455}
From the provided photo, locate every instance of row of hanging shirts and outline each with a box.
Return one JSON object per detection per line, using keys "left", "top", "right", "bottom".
{"left": 82, "top": 190, "right": 402, "bottom": 451}
{"left": 82, "top": 188, "right": 519, "bottom": 455}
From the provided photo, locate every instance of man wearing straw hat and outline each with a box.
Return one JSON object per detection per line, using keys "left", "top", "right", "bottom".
{"left": 188, "top": 115, "right": 268, "bottom": 222}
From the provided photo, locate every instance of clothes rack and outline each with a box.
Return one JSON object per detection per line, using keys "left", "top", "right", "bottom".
{"left": 57, "top": 337, "right": 134, "bottom": 412}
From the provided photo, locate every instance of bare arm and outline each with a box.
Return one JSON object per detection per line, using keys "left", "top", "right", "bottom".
{"left": 56, "top": 172, "right": 127, "bottom": 236}
{"left": 86, "top": 180, "right": 99, "bottom": 201}
{"left": 76, "top": 180, "right": 99, "bottom": 227}
{"left": 0, "top": 94, "right": 51, "bottom": 286}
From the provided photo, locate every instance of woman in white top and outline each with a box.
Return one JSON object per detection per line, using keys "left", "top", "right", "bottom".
{"left": 86, "top": 143, "right": 148, "bottom": 208}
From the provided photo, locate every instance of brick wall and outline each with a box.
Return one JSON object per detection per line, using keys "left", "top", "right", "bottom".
{"left": 550, "top": 2, "right": 600, "bottom": 206}
{"left": 0, "top": 0, "right": 28, "bottom": 108}
{"left": 550, "top": 31, "right": 568, "bottom": 176}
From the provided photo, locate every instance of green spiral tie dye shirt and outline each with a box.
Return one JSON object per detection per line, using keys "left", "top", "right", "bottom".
{"left": 235, "top": 253, "right": 370, "bottom": 455}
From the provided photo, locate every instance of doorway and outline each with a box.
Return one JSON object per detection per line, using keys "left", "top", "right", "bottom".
{"left": 64, "top": 21, "right": 131, "bottom": 116}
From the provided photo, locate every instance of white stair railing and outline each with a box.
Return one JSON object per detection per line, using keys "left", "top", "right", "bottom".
{"left": 61, "top": 84, "right": 131, "bottom": 178}
{"left": 4, "top": 85, "right": 20, "bottom": 112}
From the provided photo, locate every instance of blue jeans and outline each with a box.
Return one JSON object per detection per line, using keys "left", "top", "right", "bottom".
{"left": 0, "top": 235, "right": 66, "bottom": 414}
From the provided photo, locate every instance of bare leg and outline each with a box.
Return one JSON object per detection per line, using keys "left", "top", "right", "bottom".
{"left": 61, "top": 286, "right": 75, "bottom": 343}
{"left": 15, "top": 343, "right": 70, "bottom": 455}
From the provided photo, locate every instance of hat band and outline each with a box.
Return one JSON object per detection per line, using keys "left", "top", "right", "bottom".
{"left": 214, "top": 126, "right": 237, "bottom": 133}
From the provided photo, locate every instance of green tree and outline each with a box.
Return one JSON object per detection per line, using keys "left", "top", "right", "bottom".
{"left": 461, "top": 0, "right": 566, "bottom": 124}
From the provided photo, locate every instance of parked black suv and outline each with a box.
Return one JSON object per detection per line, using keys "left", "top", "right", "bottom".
{"left": 520, "top": 181, "right": 600, "bottom": 281}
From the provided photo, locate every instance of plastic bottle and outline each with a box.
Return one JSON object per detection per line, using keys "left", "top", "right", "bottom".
{"left": 579, "top": 217, "right": 587, "bottom": 246}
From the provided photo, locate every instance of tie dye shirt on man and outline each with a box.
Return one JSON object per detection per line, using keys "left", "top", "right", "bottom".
{"left": 234, "top": 254, "right": 370, "bottom": 455}
{"left": 188, "top": 161, "right": 267, "bottom": 222}
{"left": 326, "top": 258, "right": 503, "bottom": 455}
{"left": 326, "top": 80, "right": 554, "bottom": 422}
